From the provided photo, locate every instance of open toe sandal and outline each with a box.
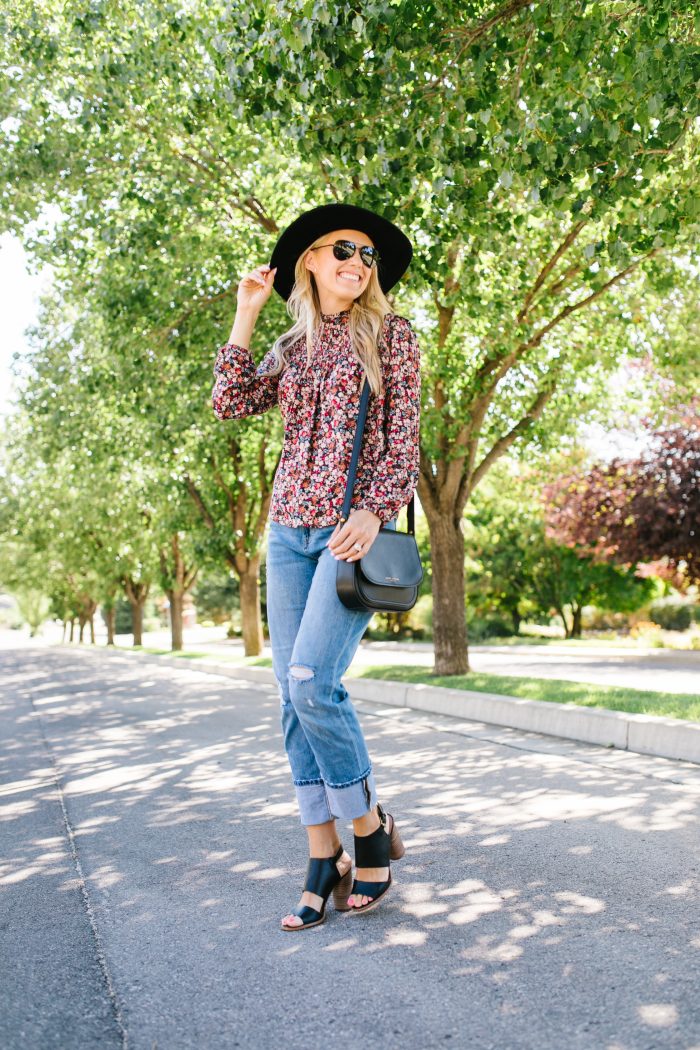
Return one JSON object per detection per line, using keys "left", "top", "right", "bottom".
{"left": 280, "top": 843, "right": 353, "bottom": 932}
{"left": 349, "top": 803, "right": 405, "bottom": 915}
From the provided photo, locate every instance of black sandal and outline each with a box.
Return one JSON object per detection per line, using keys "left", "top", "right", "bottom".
{"left": 348, "top": 803, "right": 405, "bottom": 915}
{"left": 280, "top": 843, "right": 353, "bottom": 932}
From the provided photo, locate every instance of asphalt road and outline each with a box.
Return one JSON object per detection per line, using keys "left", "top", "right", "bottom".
{"left": 2, "top": 646, "right": 700, "bottom": 1050}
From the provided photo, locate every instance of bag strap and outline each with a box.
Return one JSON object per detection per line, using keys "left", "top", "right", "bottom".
{"left": 339, "top": 376, "right": 415, "bottom": 535}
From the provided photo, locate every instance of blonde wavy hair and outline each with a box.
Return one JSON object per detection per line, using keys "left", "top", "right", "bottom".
{"left": 259, "top": 230, "right": 396, "bottom": 397}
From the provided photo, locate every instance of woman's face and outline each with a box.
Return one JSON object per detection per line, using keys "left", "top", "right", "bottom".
{"left": 304, "top": 227, "right": 375, "bottom": 313}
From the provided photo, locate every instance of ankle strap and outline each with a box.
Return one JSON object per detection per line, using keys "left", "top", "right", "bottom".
{"left": 354, "top": 821, "right": 390, "bottom": 868}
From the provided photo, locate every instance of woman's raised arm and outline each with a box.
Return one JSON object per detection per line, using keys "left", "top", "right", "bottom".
{"left": 211, "top": 264, "right": 279, "bottom": 420}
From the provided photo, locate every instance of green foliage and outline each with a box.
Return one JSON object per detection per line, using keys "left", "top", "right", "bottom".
{"left": 0, "top": 0, "right": 697, "bottom": 665}
{"left": 465, "top": 458, "right": 658, "bottom": 636}
{"left": 194, "top": 571, "right": 240, "bottom": 623}
{"left": 649, "top": 598, "right": 694, "bottom": 631}
{"left": 13, "top": 588, "right": 51, "bottom": 635}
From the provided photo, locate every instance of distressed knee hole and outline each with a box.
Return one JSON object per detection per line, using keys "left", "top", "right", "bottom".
{"left": 290, "top": 664, "right": 315, "bottom": 682}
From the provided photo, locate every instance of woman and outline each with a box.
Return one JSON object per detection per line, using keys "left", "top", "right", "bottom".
{"left": 212, "top": 203, "right": 421, "bottom": 930}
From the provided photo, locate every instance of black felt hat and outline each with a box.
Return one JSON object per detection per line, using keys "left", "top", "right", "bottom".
{"left": 268, "top": 202, "right": 413, "bottom": 302}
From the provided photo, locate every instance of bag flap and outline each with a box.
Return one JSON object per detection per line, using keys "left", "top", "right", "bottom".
{"left": 359, "top": 530, "right": 423, "bottom": 588}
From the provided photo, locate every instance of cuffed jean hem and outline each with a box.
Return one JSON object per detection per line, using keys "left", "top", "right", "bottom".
{"left": 295, "top": 770, "right": 378, "bottom": 827}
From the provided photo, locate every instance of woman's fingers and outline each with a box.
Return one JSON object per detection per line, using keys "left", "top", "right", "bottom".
{"left": 248, "top": 268, "right": 271, "bottom": 286}
{"left": 242, "top": 265, "right": 276, "bottom": 289}
{"left": 331, "top": 534, "right": 372, "bottom": 559}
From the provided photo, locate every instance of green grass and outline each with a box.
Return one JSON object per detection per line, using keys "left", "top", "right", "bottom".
{"left": 116, "top": 646, "right": 209, "bottom": 659}
{"left": 470, "top": 635, "right": 635, "bottom": 647}
{"left": 346, "top": 664, "right": 700, "bottom": 720}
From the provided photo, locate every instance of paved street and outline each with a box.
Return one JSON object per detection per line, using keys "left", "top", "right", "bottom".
{"left": 2, "top": 646, "right": 700, "bottom": 1050}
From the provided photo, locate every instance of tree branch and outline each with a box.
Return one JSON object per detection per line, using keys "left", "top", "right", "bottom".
{"left": 470, "top": 246, "right": 661, "bottom": 424}
{"left": 471, "top": 379, "right": 560, "bottom": 491}
{"left": 517, "top": 220, "right": 588, "bottom": 323}
{"left": 447, "top": 0, "right": 532, "bottom": 45}
{"left": 544, "top": 261, "right": 586, "bottom": 301}
{"left": 512, "top": 24, "right": 535, "bottom": 102}
{"left": 210, "top": 453, "right": 237, "bottom": 520}
{"left": 154, "top": 282, "right": 237, "bottom": 342}
{"left": 184, "top": 475, "right": 216, "bottom": 530}
{"left": 519, "top": 247, "right": 662, "bottom": 352}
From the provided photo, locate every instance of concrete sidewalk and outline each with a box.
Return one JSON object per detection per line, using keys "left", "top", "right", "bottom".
{"left": 2, "top": 647, "right": 700, "bottom": 1050}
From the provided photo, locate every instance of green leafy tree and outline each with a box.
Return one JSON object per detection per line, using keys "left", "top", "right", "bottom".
{"left": 206, "top": 0, "right": 699, "bottom": 670}
{"left": 2, "top": 0, "right": 697, "bottom": 671}
{"left": 525, "top": 530, "right": 658, "bottom": 638}
{"left": 466, "top": 459, "right": 657, "bottom": 637}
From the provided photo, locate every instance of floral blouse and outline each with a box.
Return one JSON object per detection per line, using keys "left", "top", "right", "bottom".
{"left": 211, "top": 308, "right": 421, "bottom": 529}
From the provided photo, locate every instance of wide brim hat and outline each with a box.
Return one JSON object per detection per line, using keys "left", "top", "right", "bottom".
{"left": 268, "top": 203, "right": 413, "bottom": 302}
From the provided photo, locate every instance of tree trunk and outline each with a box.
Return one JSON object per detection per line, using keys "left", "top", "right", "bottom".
{"left": 78, "top": 616, "right": 86, "bottom": 642}
{"left": 159, "top": 533, "right": 198, "bottom": 653}
{"left": 239, "top": 557, "right": 263, "bottom": 656}
{"left": 123, "top": 578, "right": 150, "bottom": 647}
{"left": 69, "top": 618, "right": 75, "bottom": 642}
{"left": 571, "top": 604, "right": 582, "bottom": 638}
{"left": 168, "top": 590, "right": 184, "bottom": 651}
{"left": 131, "top": 599, "right": 144, "bottom": 646}
{"left": 104, "top": 606, "right": 116, "bottom": 646}
{"left": 555, "top": 604, "right": 571, "bottom": 638}
{"left": 426, "top": 513, "right": 470, "bottom": 674}
{"left": 184, "top": 448, "right": 277, "bottom": 663}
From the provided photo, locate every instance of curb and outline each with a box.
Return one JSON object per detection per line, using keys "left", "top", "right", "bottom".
{"left": 79, "top": 648, "right": 700, "bottom": 768}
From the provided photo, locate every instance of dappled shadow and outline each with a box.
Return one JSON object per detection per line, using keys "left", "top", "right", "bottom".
{"left": 2, "top": 646, "right": 699, "bottom": 1049}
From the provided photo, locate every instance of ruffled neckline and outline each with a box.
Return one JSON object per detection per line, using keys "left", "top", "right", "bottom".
{"left": 319, "top": 307, "right": 351, "bottom": 323}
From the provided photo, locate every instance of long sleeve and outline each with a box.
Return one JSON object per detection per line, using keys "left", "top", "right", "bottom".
{"left": 356, "top": 316, "right": 421, "bottom": 523}
{"left": 212, "top": 342, "right": 280, "bottom": 420}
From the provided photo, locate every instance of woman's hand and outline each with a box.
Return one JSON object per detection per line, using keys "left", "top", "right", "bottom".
{"left": 327, "top": 509, "right": 383, "bottom": 561}
{"left": 236, "top": 264, "right": 277, "bottom": 312}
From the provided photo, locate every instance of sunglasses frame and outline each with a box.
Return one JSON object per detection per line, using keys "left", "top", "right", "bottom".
{"left": 309, "top": 239, "right": 381, "bottom": 269}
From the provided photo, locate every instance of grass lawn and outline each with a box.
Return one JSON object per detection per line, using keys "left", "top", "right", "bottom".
{"left": 347, "top": 664, "right": 700, "bottom": 721}
{"left": 118, "top": 645, "right": 699, "bottom": 722}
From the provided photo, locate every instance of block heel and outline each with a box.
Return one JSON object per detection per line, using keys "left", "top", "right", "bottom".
{"left": 332, "top": 865, "right": 354, "bottom": 912}
{"left": 389, "top": 819, "right": 405, "bottom": 860}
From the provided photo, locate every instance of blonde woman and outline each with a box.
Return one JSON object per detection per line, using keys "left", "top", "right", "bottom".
{"left": 212, "top": 203, "right": 421, "bottom": 930}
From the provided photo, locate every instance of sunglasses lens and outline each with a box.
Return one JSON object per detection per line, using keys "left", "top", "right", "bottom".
{"left": 333, "top": 242, "right": 355, "bottom": 261}
{"left": 331, "top": 240, "right": 379, "bottom": 268}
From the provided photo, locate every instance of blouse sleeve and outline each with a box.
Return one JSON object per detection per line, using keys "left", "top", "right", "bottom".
{"left": 356, "top": 316, "right": 421, "bottom": 523}
{"left": 212, "top": 342, "right": 280, "bottom": 420}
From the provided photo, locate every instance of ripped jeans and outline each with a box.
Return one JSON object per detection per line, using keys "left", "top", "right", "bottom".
{"left": 265, "top": 517, "right": 396, "bottom": 826}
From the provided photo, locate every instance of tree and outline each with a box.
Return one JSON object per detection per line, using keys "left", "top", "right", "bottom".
{"left": 205, "top": 0, "right": 699, "bottom": 671}
{"left": 2, "top": 0, "right": 697, "bottom": 671}
{"left": 543, "top": 405, "right": 700, "bottom": 587}
{"left": 466, "top": 459, "right": 656, "bottom": 637}
{"left": 526, "top": 530, "right": 657, "bottom": 638}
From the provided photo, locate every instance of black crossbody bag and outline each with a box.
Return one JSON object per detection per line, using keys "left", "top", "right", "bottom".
{"left": 336, "top": 377, "right": 423, "bottom": 612}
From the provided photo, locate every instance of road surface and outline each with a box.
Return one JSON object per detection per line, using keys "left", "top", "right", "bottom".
{"left": 1, "top": 646, "right": 699, "bottom": 1049}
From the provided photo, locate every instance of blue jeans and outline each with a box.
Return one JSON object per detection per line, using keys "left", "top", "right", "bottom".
{"left": 265, "top": 518, "right": 396, "bottom": 826}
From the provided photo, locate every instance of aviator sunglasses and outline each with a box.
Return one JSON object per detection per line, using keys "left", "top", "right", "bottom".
{"left": 309, "top": 239, "right": 381, "bottom": 269}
